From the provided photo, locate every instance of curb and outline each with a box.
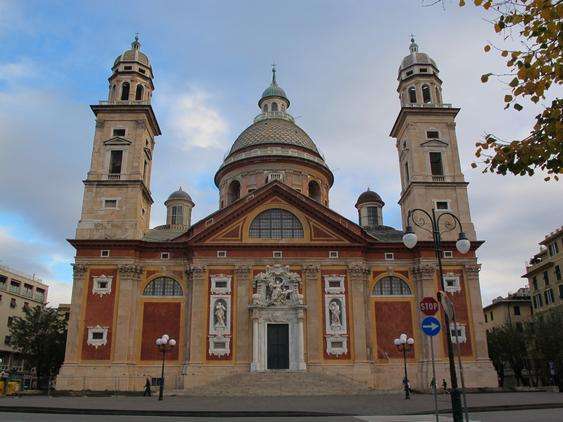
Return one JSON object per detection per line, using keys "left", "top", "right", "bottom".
{"left": 0, "top": 402, "right": 562, "bottom": 417}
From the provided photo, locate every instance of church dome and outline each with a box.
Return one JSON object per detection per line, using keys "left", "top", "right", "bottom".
{"left": 355, "top": 189, "right": 384, "bottom": 207}
{"left": 228, "top": 118, "right": 321, "bottom": 156}
{"left": 165, "top": 187, "right": 194, "bottom": 205}
{"left": 260, "top": 83, "right": 288, "bottom": 104}
{"left": 398, "top": 37, "right": 437, "bottom": 72}
{"left": 113, "top": 35, "right": 151, "bottom": 68}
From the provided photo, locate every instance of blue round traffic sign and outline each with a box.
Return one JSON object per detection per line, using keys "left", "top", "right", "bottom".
{"left": 421, "top": 316, "right": 441, "bottom": 337}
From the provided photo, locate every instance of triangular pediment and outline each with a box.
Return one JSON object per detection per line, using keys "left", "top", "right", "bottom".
{"left": 103, "top": 136, "right": 132, "bottom": 146}
{"left": 421, "top": 139, "right": 449, "bottom": 147}
{"left": 173, "top": 181, "right": 369, "bottom": 245}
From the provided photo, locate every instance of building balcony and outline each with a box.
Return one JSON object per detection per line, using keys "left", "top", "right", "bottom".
{"left": 8, "top": 286, "right": 20, "bottom": 295}
{"left": 253, "top": 111, "right": 295, "bottom": 123}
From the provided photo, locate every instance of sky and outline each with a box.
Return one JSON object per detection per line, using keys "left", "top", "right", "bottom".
{"left": 0, "top": 0, "right": 561, "bottom": 307}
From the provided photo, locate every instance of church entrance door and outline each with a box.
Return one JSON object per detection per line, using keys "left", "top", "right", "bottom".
{"left": 267, "top": 324, "right": 289, "bottom": 369}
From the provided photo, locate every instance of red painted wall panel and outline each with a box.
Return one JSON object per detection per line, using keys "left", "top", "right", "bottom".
{"left": 81, "top": 268, "right": 117, "bottom": 360}
{"left": 374, "top": 301, "right": 415, "bottom": 359}
{"left": 140, "top": 302, "right": 181, "bottom": 361}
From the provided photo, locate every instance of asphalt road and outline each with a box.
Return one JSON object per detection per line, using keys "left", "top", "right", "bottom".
{"left": 1, "top": 409, "right": 563, "bottom": 421}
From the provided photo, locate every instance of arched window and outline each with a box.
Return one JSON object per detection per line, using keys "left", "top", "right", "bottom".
{"left": 263, "top": 104, "right": 268, "bottom": 112}
{"left": 408, "top": 86, "right": 417, "bottom": 104}
{"left": 143, "top": 277, "right": 183, "bottom": 296}
{"left": 308, "top": 180, "right": 321, "bottom": 202}
{"left": 171, "top": 205, "right": 183, "bottom": 225}
{"left": 228, "top": 180, "right": 240, "bottom": 205}
{"left": 121, "top": 82, "right": 130, "bottom": 100}
{"left": 135, "top": 84, "right": 144, "bottom": 101}
{"left": 249, "top": 208, "right": 304, "bottom": 238}
{"left": 271, "top": 102, "right": 278, "bottom": 111}
{"left": 372, "top": 276, "right": 412, "bottom": 296}
{"left": 367, "top": 206, "right": 378, "bottom": 227}
{"left": 422, "top": 85, "right": 431, "bottom": 103}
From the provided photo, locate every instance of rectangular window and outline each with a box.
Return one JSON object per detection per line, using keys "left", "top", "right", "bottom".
{"left": 123, "top": 66, "right": 132, "bottom": 70}
{"left": 4, "top": 336, "right": 11, "bottom": 345}
{"left": 138, "top": 68, "right": 146, "bottom": 74}
{"left": 514, "top": 305, "right": 521, "bottom": 316}
{"left": 555, "top": 265, "right": 561, "bottom": 281}
{"left": 103, "top": 199, "right": 117, "bottom": 209}
{"left": 384, "top": 252, "right": 395, "bottom": 261}
{"left": 171, "top": 205, "right": 183, "bottom": 225}
{"left": 406, "top": 70, "right": 413, "bottom": 76}
{"left": 109, "top": 150, "right": 123, "bottom": 175}
{"left": 545, "top": 289, "right": 554, "bottom": 304}
{"left": 7, "top": 316, "right": 13, "bottom": 327}
{"left": 10, "top": 298, "right": 16, "bottom": 308}
{"left": 543, "top": 270, "right": 549, "bottom": 285}
{"left": 100, "top": 249, "right": 110, "bottom": 257}
{"left": 516, "top": 322, "right": 523, "bottom": 332}
{"left": 490, "top": 311, "right": 493, "bottom": 321}
{"left": 0, "top": 275, "right": 6, "bottom": 290}
{"left": 367, "top": 207, "right": 378, "bottom": 227}
{"left": 112, "top": 128, "right": 126, "bottom": 137}
{"left": 426, "top": 130, "right": 439, "bottom": 139}
{"left": 217, "top": 250, "right": 227, "bottom": 258}
{"left": 484, "top": 313, "right": 487, "bottom": 323}
{"left": 443, "top": 250, "right": 453, "bottom": 258}
{"left": 559, "top": 284, "right": 563, "bottom": 299}
{"left": 9, "top": 281, "right": 20, "bottom": 294}
{"left": 429, "top": 152, "right": 444, "bottom": 176}
{"left": 548, "top": 241, "right": 559, "bottom": 256}
{"left": 273, "top": 251, "right": 283, "bottom": 259}
{"left": 23, "top": 284, "right": 33, "bottom": 298}
{"left": 435, "top": 201, "right": 449, "bottom": 211}
{"left": 92, "top": 331, "right": 104, "bottom": 340}
{"left": 420, "top": 68, "right": 428, "bottom": 72}
{"left": 329, "top": 251, "right": 339, "bottom": 259}
{"left": 532, "top": 277, "right": 538, "bottom": 290}
{"left": 160, "top": 252, "right": 170, "bottom": 260}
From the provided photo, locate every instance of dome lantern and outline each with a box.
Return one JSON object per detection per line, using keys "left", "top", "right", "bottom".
{"left": 355, "top": 188, "right": 385, "bottom": 229}
{"left": 258, "top": 64, "right": 290, "bottom": 113}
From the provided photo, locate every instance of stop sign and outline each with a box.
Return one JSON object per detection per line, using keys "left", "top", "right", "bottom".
{"left": 420, "top": 297, "right": 439, "bottom": 316}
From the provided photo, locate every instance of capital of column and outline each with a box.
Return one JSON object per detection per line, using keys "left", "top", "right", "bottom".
{"left": 72, "top": 263, "right": 88, "bottom": 278}
{"left": 234, "top": 265, "right": 251, "bottom": 277}
{"left": 465, "top": 263, "right": 481, "bottom": 277}
{"left": 186, "top": 265, "right": 206, "bottom": 278}
{"left": 348, "top": 263, "right": 369, "bottom": 277}
{"left": 304, "top": 264, "right": 320, "bottom": 277}
{"left": 413, "top": 263, "right": 436, "bottom": 280}
{"left": 118, "top": 264, "right": 144, "bottom": 277}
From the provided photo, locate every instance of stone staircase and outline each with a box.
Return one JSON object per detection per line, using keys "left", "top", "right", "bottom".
{"left": 179, "top": 371, "right": 373, "bottom": 396}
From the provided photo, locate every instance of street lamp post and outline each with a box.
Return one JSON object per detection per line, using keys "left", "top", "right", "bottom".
{"left": 155, "top": 334, "right": 176, "bottom": 401}
{"left": 394, "top": 333, "right": 415, "bottom": 399}
{"left": 402, "top": 208, "right": 471, "bottom": 422}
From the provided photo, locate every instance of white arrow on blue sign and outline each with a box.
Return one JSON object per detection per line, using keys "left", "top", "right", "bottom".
{"left": 421, "top": 316, "right": 441, "bottom": 337}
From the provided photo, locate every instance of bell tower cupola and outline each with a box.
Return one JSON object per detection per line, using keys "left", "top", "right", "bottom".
{"left": 108, "top": 35, "right": 154, "bottom": 104}
{"left": 390, "top": 38, "right": 476, "bottom": 242}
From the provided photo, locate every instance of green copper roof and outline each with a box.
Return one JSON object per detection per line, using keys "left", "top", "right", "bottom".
{"left": 260, "top": 65, "right": 289, "bottom": 104}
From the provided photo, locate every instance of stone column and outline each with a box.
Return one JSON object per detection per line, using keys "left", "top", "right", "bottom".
{"left": 348, "top": 263, "right": 369, "bottom": 362}
{"left": 465, "top": 263, "right": 488, "bottom": 359}
{"left": 297, "top": 309, "right": 306, "bottom": 370}
{"left": 251, "top": 316, "right": 259, "bottom": 371}
{"left": 187, "top": 265, "right": 207, "bottom": 365}
{"left": 114, "top": 264, "right": 143, "bottom": 363}
{"left": 64, "top": 263, "right": 88, "bottom": 363}
{"left": 304, "top": 265, "right": 321, "bottom": 364}
{"left": 234, "top": 265, "right": 251, "bottom": 365}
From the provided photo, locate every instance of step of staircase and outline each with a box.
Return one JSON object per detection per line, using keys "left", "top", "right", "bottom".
{"left": 178, "top": 370, "right": 373, "bottom": 396}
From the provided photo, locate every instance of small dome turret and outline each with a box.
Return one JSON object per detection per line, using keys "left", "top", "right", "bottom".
{"left": 258, "top": 64, "right": 290, "bottom": 112}
{"left": 355, "top": 188, "right": 385, "bottom": 229}
{"left": 165, "top": 187, "right": 194, "bottom": 229}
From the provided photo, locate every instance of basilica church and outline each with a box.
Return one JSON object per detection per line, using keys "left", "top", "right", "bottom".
{"left": 57, "top": 36, "right": 496, "bottom": 391}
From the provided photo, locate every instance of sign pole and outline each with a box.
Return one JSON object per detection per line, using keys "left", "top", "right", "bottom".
{"left": 430, "top": 335, "right": 439, "bottom": 422}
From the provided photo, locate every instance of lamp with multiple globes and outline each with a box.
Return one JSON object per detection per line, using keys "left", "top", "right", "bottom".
{"left": 155, "top": 334, "right": 176, "bottom": 401}
{"left": 394, "top": 333, "right": 414, "bottom": 400}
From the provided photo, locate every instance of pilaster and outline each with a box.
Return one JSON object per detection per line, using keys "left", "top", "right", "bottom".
{"left": 234, "top": 265, "right": 251, "bottom": 363}
{"left": 114, "top": 264, "right": 143, "bottom": 363}
{"left": 304, "top": 264, "right": 321, "bottom": 363}
{"left": 64, "top": 263, "right": 88, "bottom": 363}
{"left": 348, "top": 263, "right": 369, "bottom": 362}
{"left": 465, "top": 263, "right": 488, "bottom": 360}
{"left": 187, "top": 265, "right": 207, "bottom": 364}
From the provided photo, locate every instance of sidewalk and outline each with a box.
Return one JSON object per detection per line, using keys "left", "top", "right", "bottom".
{"left": 0, "top": 392, "right": 562, "bottom": 417}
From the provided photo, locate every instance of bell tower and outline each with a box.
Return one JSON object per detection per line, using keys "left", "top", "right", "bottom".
{"left": 390, "top": 38, "right": 476, "bottom": 241}
{"left": 75, "top": 36, "right": 161, "bottom": 240}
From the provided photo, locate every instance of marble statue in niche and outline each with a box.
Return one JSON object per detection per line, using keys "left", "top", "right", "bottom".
{"left": 329, "top": 299, "right": 342, "bottom": 330}
{"left": 214, "top": 299, "right": 227, "bottom": 329}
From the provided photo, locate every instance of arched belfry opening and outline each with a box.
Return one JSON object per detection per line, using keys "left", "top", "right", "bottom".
{"left": 121, "top": 82, "right": 130, "bottom": 100}
{"left": 308, "top": 180, "right": 321, "bottom": 202}
{"left": 135, "top": 84, "right": 144, "bottom": 101}
{"left": 228, "top": 180, "right": 241, "bottom": 205}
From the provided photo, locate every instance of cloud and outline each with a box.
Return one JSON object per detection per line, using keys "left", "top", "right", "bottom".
{"left": 0, "top": 59, "right": 34, "bottom": 80}
{"left": 160, "top": 87, "right": 229, "bottom": 150}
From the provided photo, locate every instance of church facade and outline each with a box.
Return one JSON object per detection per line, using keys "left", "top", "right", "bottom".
{"left": 57, "top": 36, "right": 497, "bottom": 391}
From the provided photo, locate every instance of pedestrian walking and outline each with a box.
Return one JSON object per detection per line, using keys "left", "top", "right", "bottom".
{"left": 143, "top": 377, "right": 152, "bottom": 397}
{"left": 442, "top": 378, "right": 448, "bottom": 394}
